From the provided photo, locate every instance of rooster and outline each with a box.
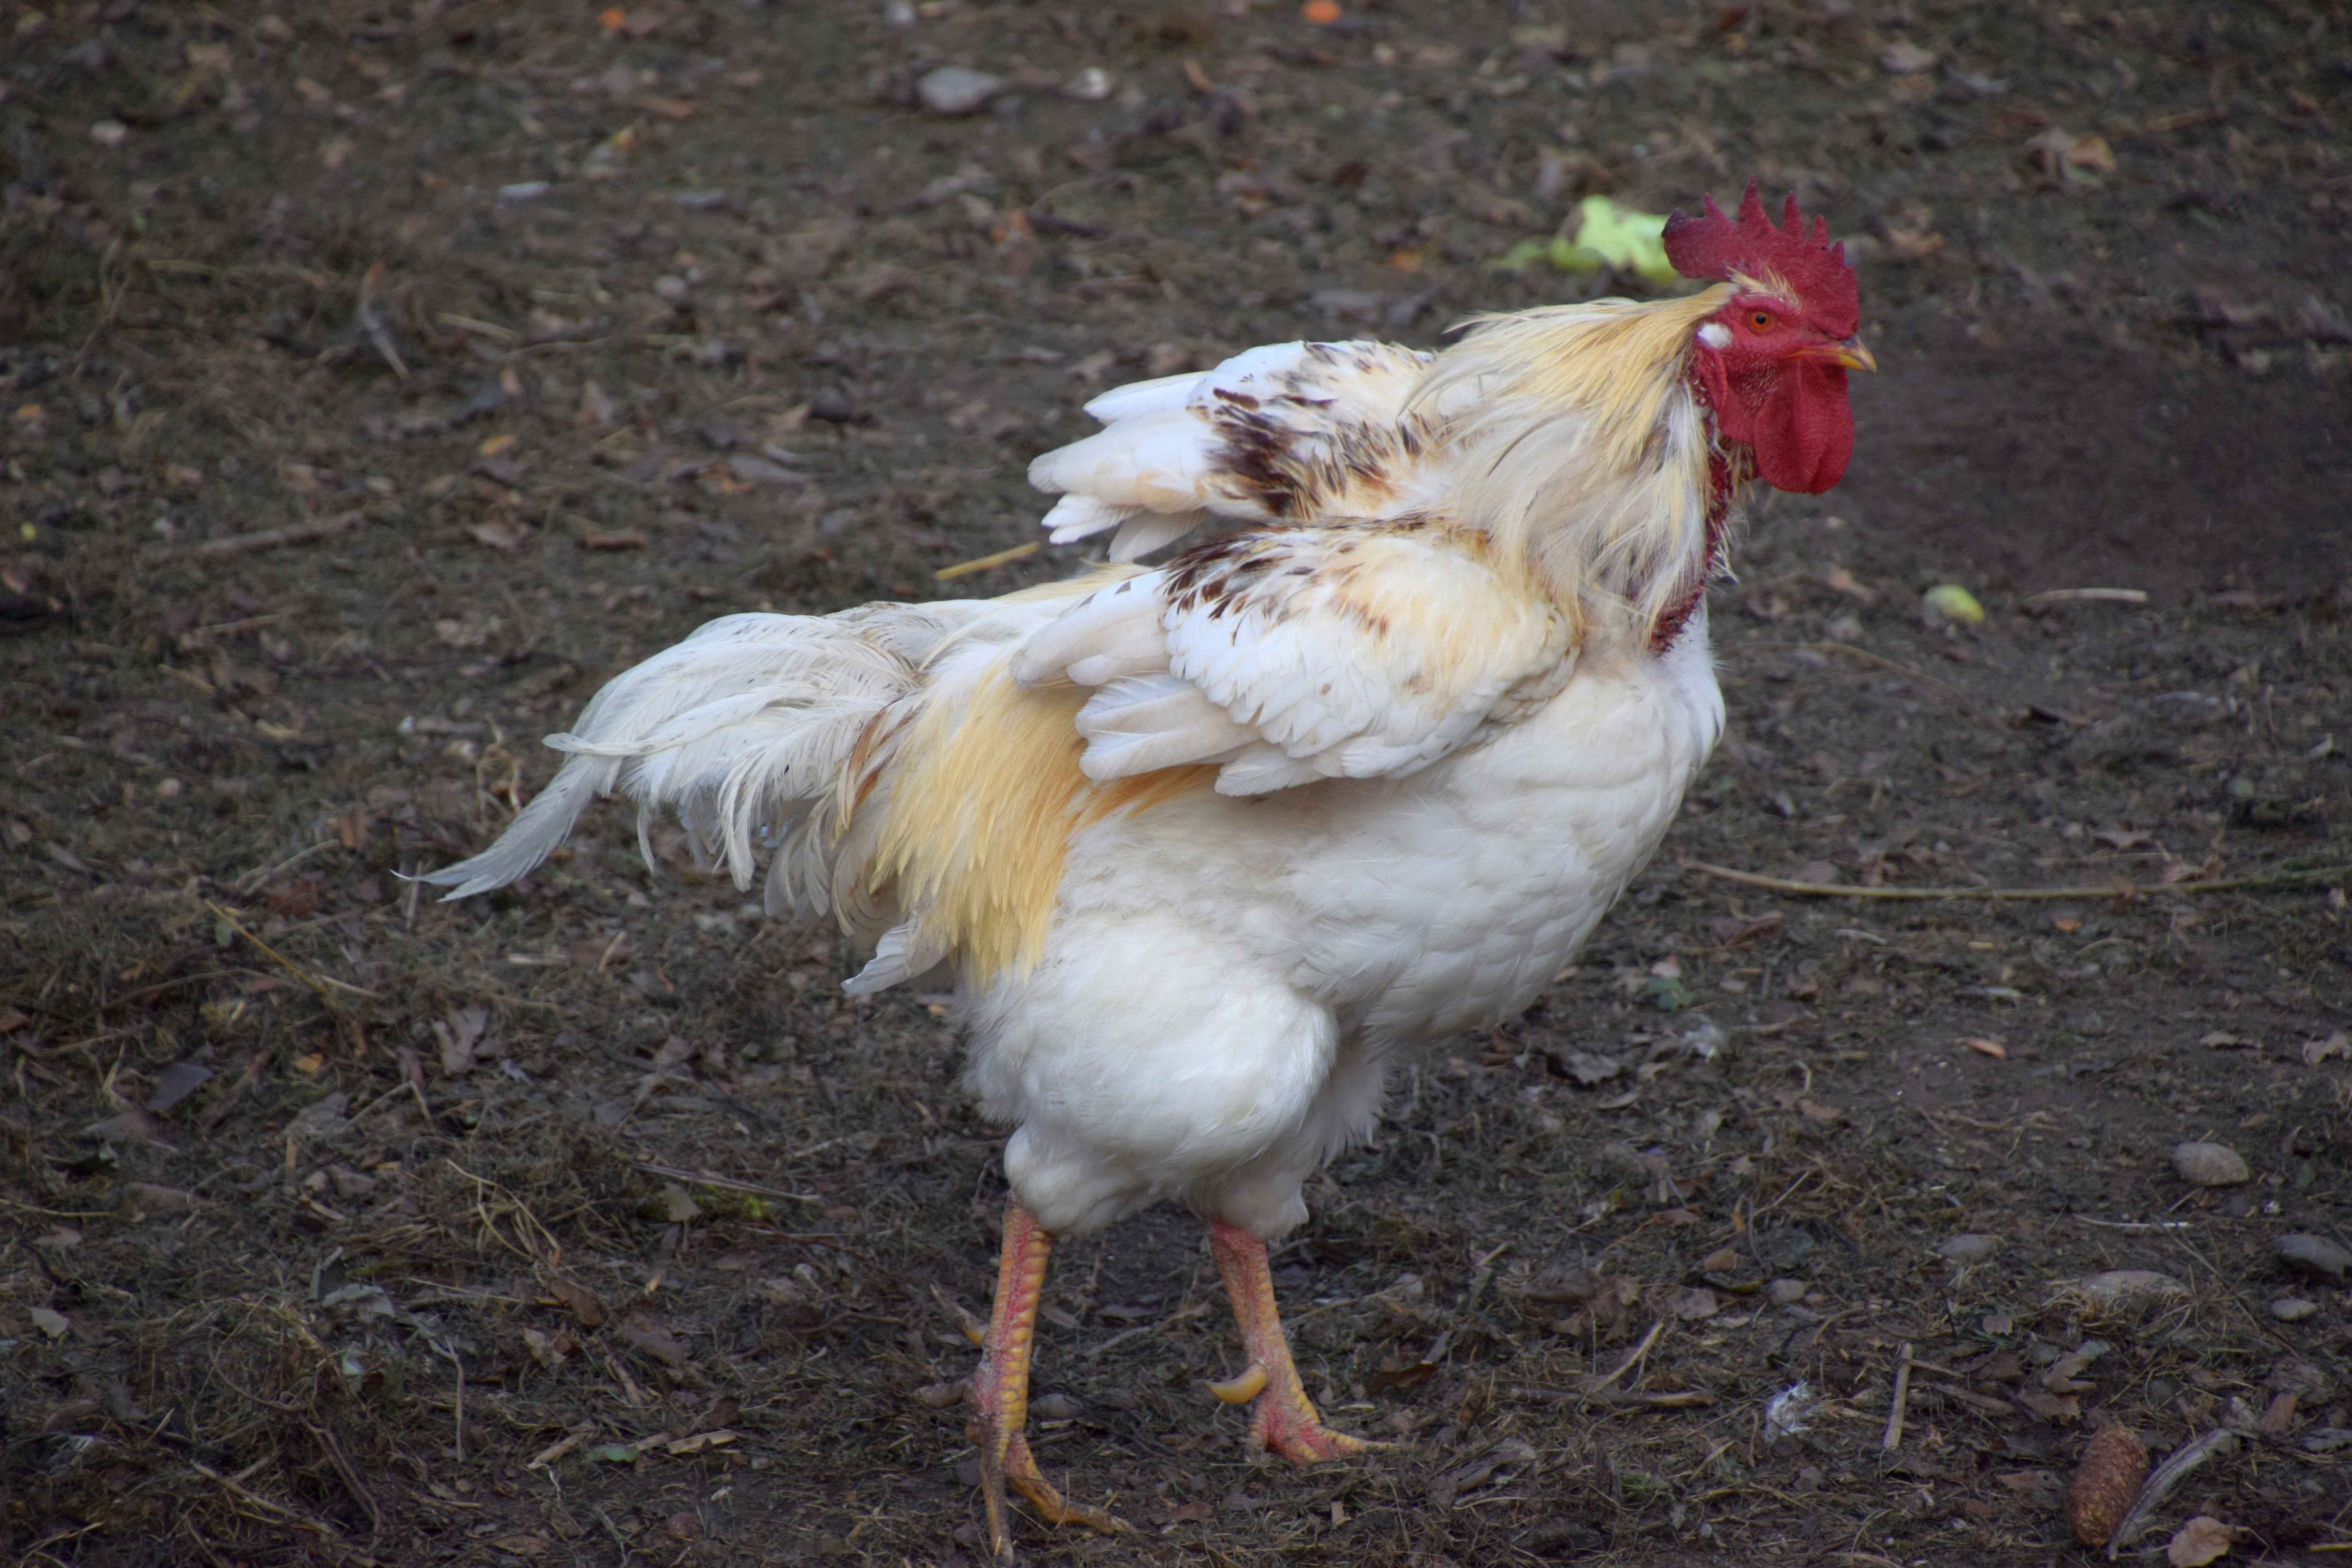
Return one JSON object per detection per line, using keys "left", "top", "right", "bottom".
{"left": 425, "top": 182, "right": 1868, "bottom": 1558}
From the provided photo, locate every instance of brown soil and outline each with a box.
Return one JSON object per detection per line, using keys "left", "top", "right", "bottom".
{"left": 4, "top": 3, "right": 2349, "bottom": 1566}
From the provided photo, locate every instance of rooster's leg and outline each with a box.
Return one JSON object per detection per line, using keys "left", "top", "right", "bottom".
{"left": 1207, "top": 1219, "right": 1381, "bottom": 1461}
{"left": 965, "top": 1200, "right": 1129, "bottom": 1561}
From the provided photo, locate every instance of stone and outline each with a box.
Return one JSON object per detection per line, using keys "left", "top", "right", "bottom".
{"left": 2171, "top": 1141, "right": 2250, "bottom": 1187}
{"left": 1936, "top": 1232, "right": 2000, "bottom": 1265}
{"left": 918, "top": 67, "right": 1006, "bottom": 116}
{"left": 2269, "top": 1298, "right": 2318, "bottom": 1323}
{"left": 1767, "top": 1278, "right": 1808, "bottom": 1306}
{"left": 2277, "top": 1233, "right": 2352, "bottom": 1282}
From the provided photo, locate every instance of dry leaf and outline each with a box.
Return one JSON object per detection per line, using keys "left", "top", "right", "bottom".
{"left": 2016, "top": 1388, "right": 2082, "bottom": 1423}
{"left": 1961, "top": 1037, "right": 2008, "bottom": 1059}
{"left": 579, "top": 529, "right": 648, "bottom": 550}
{"left": 577, "top": 381, "right": 617, "bottom": 427}
{"left": 467, "top": 517, "right": 533, "bottom": 552}
{"left": 1824, "top": 564, "right": 1878, "bottom": 603}
{"left": 542, "top": 1276, "right": 607, "bottom": 1328}
{"left": 2167, "top": 1516, "right": 2233, "bottom": 1568}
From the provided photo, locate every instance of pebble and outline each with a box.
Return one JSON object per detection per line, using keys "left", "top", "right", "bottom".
{"left": 1767, "top": 1278, "right": 1808, "bottom": 1306}
{"left": 2270, "top": 1298, "right": 2319, "bottom": 1323}
{"left": 918, "top": 66, "right": 1006, "bottom": 115}
{"left": 1029, "top": 1392, "right": 1083, "bottom": 1420}
{"left": 2171, "top": 1140, "right": 2250, "bottom": 1187}
{"left": 2276, "top": 1233, "right": 2352, "bottom": 1282}
{"left": 1936, "top": 1232, "right": 2000, "bottom": 1265}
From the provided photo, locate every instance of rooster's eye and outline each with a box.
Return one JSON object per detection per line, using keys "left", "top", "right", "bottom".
{"left": 1748, "top": 310, "right": 1775, "bottom": 332}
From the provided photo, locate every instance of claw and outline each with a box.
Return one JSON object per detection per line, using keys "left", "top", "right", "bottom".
{"left": 1207, "top": 1220, "right": 1382, "bottom": 1465}
{"left": 1208, "top": 1363, "right": 1269, "bottom": 1404}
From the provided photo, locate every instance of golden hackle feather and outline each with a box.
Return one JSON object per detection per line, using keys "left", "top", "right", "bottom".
{"left": 1413, "top": 285, "right": 1732, "bottom": 646}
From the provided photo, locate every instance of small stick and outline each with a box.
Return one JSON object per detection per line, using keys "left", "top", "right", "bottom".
{"left": 1676, "top": 855, "right": 2352, "bottom": 902}
{"left": 204, "top": 901, "right": 378, "bottom": 998}
{"left": 935, "top": 539, "right": 1043, "bottom": 581}
{"left": 189, "top": 1462, "right": 342, "bottom": 1538}
{"left": 1581, "top": 1318, "right": 1666, "bottom": 1393}
{"left": 1511, "top": 1385, "right": 1716, "bottom": 1408}
{"left": 1880, "top": 1341, "right": 1913, "bottom": 1452}
{"left": 527, "top": 1429, "right": 591, "bottom": 1470}
{"left": 160, "top": 511, "right": 365, "bottom": 561}
{"left": 2022, "top": 588, "right": 2148, "bottom": 607}
{"left": 1084, "top": 1299, "right": 1210, "bottom": 1359}
{"left": 234, "top": 838, "right": 342, "bottom": 897}
{"left": 628, "top": 1160, "right": 822, "bottom": 1204}
{"left": 304, "top": 1420, "right": 383, "bottom": 1541}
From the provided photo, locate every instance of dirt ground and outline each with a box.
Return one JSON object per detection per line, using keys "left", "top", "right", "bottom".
{"left": 4, "top": 2, "right": 2350, "bottom": 1564}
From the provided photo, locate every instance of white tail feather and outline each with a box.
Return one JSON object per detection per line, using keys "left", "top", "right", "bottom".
{"left": 418, "top": 606, "right": 969, "bottom": 904}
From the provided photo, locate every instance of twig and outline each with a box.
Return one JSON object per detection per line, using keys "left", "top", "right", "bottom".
{"left": 1511, "top": 1385, "right": 1716, "bottom": 1408}
{"left": 628, "top": 1161, "right": 822, "bottom": 1204}
{"left": 2107, "top": 1428, "right": 2238, "bottom": 1559}
{"left": 1880, "top": 1341, "right": 1913, "bottom": 1452}
{"left": 527, "top": 1428, "right": 592, "bottom": 1470}
{"left": 2022, "top": 588, "right": 2148, "bottom": 608}
{"left": 304, "top": 1421, "right": 382, "bottom": 1542}
{"left": 189, "top": 1462, "right": 342, "bottom": 1539}
{"left": 1675, "top": 855, "right": 2352, "bottom": 902}
{"left": 235, "top": 839, "right": 342, "bottom": 897}
{"left": 203, "top": 901, "right": 377, "bottom": 998}
{"left": 1584, "top": 1318, "right": 1666, "bottom": 1393}
{"left": 156, "top": 511, "right": 365, "bottom": 561}
{"left": 1737, "top": 639, "right": 1992, "bottom": 722}
{"left": 436, "top": 1342, "right": 467, "bottom": 1461}
{"left": 1084, "top": 1299, "right": 1210, "bottom": 1359}
{"left": 2073, "top": 1217, "right": 2194, "bottom": 1232}
{"left": 935, "top": 539, "right": 1043, "bottom": 581}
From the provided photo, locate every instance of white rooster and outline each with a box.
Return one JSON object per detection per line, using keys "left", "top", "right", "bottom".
{"left": 425, "top": 182, "right": 1870, "bottom": 1557}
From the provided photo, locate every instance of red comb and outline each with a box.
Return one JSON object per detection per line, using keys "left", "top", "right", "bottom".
{"left": 1664, "top": 180, "right": 1857, "bottom": 335}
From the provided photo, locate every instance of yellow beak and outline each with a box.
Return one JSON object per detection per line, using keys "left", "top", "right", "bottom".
{"left": 1833, "top": 335, "right": 1877, "bottom": 372}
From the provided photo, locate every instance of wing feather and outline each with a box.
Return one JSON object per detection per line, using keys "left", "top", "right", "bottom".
{"left": 1015, "top": 526, "right": 1572, "bottom": 795}
{"left": 1027, "top": 341, "right": 1438, "bottom": 558}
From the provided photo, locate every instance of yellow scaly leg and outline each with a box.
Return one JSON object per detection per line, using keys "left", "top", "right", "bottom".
{"left": 1207, "top": 1218, "right": 1387, "bottom": 1461}
{"left": 964, "top": 1200, "right": 1130, "bottom": 1561}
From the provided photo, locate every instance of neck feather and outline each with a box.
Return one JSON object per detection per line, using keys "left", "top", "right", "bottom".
{"left": 1415, "top": 287, "right": 1739, "bottom": 650}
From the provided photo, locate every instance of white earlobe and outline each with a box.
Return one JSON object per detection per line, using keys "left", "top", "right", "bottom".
{"left": 1696, "top": 321, "right": 1732, "bottom": 350}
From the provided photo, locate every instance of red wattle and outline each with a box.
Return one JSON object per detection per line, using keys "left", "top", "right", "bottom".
{"left": 1751, "top": 361, "right": 1852, "bottom": 494}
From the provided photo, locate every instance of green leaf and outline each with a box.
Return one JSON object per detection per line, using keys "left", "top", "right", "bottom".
{"left": 1490, "top": 197, "right": 1681, "bottom": 288}
{"left": 1646, "top": 975, "right": 1693, "bottom": 1012}
{"left": 1568, "top": 196, "right": 1679, "bottom": 287}
{"left": 583, "top": 1443, "right": 641, "bottom": 1464}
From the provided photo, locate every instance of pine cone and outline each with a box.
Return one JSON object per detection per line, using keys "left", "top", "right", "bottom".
{"left": 2068, "top": 1424, "right": 2149, "bottom": 1547}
